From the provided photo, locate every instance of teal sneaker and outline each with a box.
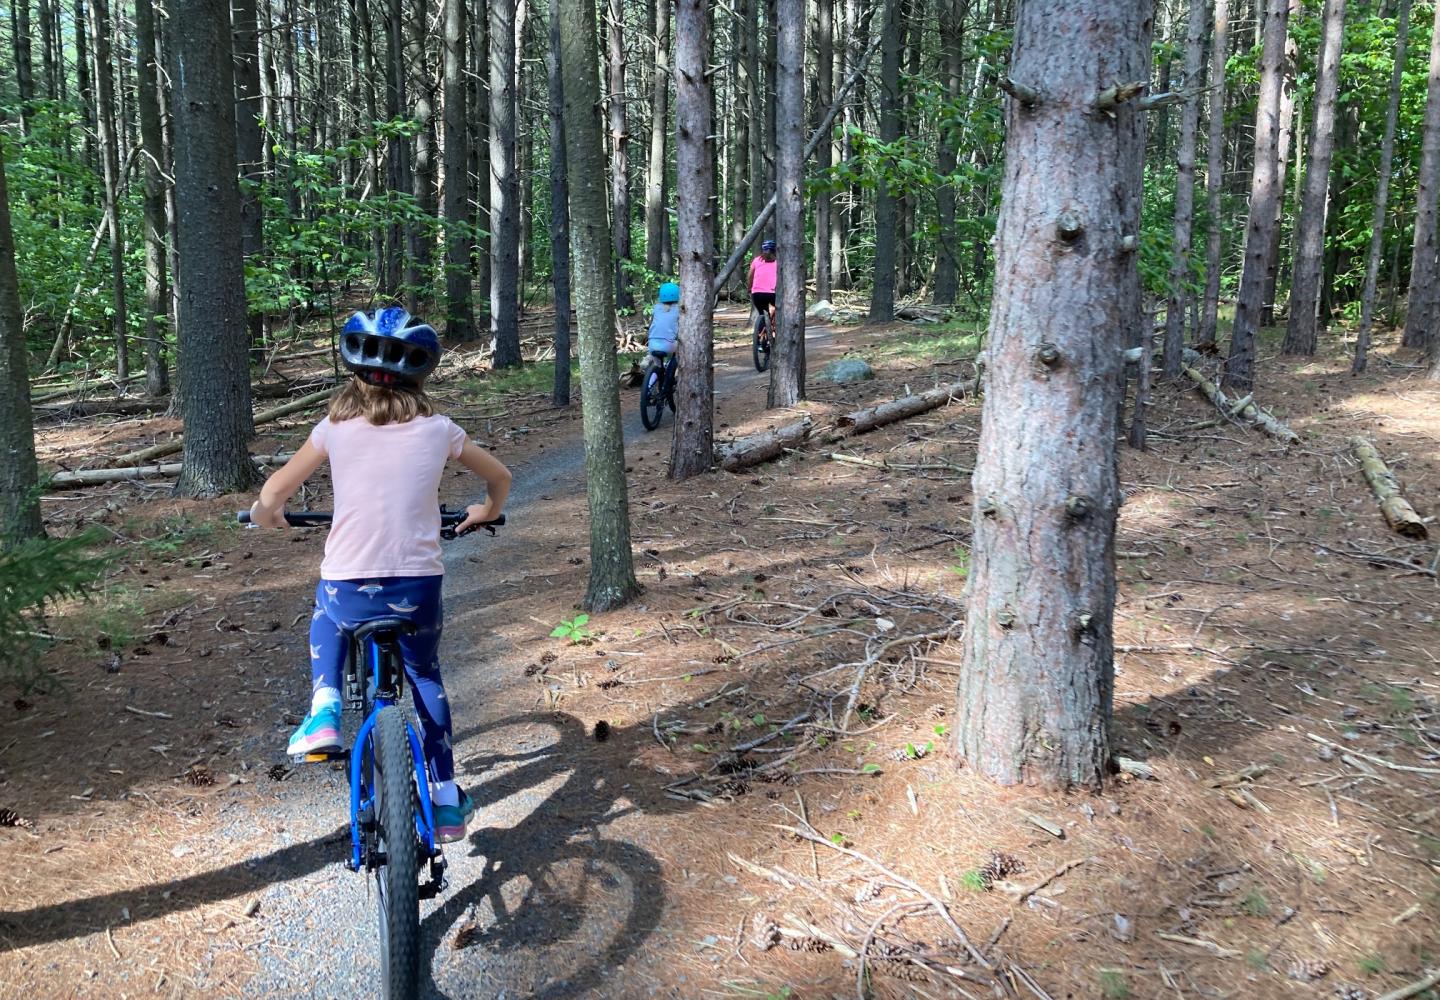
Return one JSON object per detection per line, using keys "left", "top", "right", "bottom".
{"left": 433, "top": 790, "right": 476, "bottom": 844}
{"left": 287, "top": 704, "right": 342, "bottom": 756}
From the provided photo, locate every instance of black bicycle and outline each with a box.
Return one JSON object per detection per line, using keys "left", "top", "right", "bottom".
{"left": 237, "top": 505, "right": 503, "bottom": 999}
{"left": 753, "top": 308, "right": 774, "bottom": 372}
{"left": 640, "top": 350, "right": 678, "bottom": 430}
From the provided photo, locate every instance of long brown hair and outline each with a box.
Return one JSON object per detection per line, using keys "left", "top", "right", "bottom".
{"left": 328, "top": 376, "right": 436, "bottom": 425}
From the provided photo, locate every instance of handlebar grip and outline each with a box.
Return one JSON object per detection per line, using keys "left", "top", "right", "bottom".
{"left": 237, "top": 511, "right": 251, "bottom": 524}
{"left": 235, "top": 510, "right": 334, "bottom": 527}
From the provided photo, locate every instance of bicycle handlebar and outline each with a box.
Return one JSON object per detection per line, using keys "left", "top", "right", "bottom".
{"left": 237, "top": 507, "right": 506, "bottom": 538}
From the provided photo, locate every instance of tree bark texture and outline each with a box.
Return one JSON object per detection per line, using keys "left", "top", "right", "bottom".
{"left": 769, "top": 0, "right": 806, "bottom": 408}
{"left": 814, "top": 0, "right": 834, "bottom": 301}
{"left": 470, "top": 0, "right": 491, "bottom": 312}
{"left": 442, "top": 0, "right": 475, "bottom": 339}
{"left": 407, "top": 0, "right": 437, "bottom": 301}
{"left": 1403, "top": 0, "right": 1440, "bottom": 351}
{"left": 14, "top": 0, "right": 35, "bottom": 133}
{"left": 1259, "top": 0, "right": 1299, "bottom": 328}
{"left": 956, "top": 0, "right": 1150, "bottom": 789}
{"left": 867, "top": 0, "right": 902, "bottom": 322}
{"left": 670, "top": 0, "right": 717, "bottom": 479}
{"left": 168, "top": 0, "right": 257, "bottom": 498}
{"left": 383, "top": 0, "right": 409, "bottom": 295}
{"left": 0, "top": 143, "right": 43, "bottom": 544}
{"left": 645, "top": 0, "right": 671, "bottom": 274}
{"left": 490, "top": 0, "right": 521, "bottom": 366}
{"left": 1198, "top": 0, "right": 1228, "bottom": 347}
{"left": 1354, "top": 0, "right": 1409, "bottom": 374}
{"left": 1223, "top": 0, "right": 1288, "bottom": 393}
{"left": 1282, "top": 0, "right": 1346, "bottom": 355}
{"left": 607, "top": 0, "right": 633, "bottom": 310}
{"left": 89, "top": 0, "right": 129, "bottom": 383}
{"left": 730, "top": 0, "right": 753, "bottom": 297}
{"left": 558, "top": 0, "right": 640, "bottom": 610}
{"left": 1161, "top": 0, "right": 1206, "bottom": 380}
{"left": 232, "top": 0, "right": 265, "bottom": 349}
{"left": 933, "top": 0, "right": 963, "bottom": 306}
{"left": 547, "top": 5, "right": 573, "bottom": 406}
{"left": 134, "top": 0, "right": 169, "bottom": 396}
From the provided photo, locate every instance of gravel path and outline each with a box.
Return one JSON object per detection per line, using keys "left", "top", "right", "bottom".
{"left": 236, "top": 321, "right": 832, "bottom": 999}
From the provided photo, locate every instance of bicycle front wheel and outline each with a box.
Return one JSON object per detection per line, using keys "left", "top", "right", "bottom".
{"left": 373, "top": 705, "right": 421, "bottom": 999}
{"left": 753, "top": 316, "right": 771, "bottom": 372}
{"left": 640, "top": 360, "right": 666, "bottom": 430}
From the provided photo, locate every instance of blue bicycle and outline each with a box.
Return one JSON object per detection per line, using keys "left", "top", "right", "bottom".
{"left": 237, "top": 505, "right": 503, "bottom": 998}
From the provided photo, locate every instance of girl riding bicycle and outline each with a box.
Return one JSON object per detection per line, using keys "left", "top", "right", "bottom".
{"left": 248, "top": 306, "right": 512, "bottom": 843}
{"left": 749, "top": 240, "right": 778, "bottom": 344}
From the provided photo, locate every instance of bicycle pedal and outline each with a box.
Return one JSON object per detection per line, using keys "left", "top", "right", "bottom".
{"left": 290, "top": 749, "right": 347, "bottom": 764}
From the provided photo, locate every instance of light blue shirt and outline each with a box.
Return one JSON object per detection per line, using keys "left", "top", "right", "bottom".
{"left": 647, "top": 302, "right": 679, "bottom": 354}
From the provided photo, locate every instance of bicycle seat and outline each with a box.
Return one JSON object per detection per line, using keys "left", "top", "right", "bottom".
{"left": 351, "top": 617, "right": 418, "bottom": 648}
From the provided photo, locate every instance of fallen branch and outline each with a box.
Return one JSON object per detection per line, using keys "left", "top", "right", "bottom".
{"left": 1001, "top": 857, "right": 1091, "bottom": 904}
{"left": 716, "top": 416, "right": 812, "bottom": 472}
{"left": 1180, "top": 365, "right": 1299, "bottom": 444}
{"left": 834, "top": 376, "right": 980, "bottom": 436}
{"left": 1305, "top": 733, "right": 1440, "bottom": 775}
{"left": 1154, "top": 931, "right": 1241, "bottom": 959}
{"left": 1350, "top": 436, "right": 1428, "bottom": 540}
{"left": 1376, "top": 969, "right": 1440, "bottom": 1000}
{"left": 36, "top": 396, "right": 171, "bottom": 419}
{"left": 111, "top": 388, "right": 336, "bottom": 467}
{"left": 49, "top": 454, "right": 294, "bottom": 489}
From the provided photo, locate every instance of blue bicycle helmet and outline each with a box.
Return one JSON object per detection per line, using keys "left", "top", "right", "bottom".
{"left": 658, "top": 282, "right": 681, "bottom": 303}
{"left": 760, "top": 240, "right": 777, "bottom": 253}
{"left": 339, "top": 307, "right": 440, "bottom": 387}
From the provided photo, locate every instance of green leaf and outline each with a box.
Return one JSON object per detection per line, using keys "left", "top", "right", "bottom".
{"left": 861, "top": 763, "right": 882, "bottom": 774}
{"left": 572, "top": 614, "right": 590, "bottom": 627}
{"left": 550, "top": 625, "right": 570, "bottom": 638}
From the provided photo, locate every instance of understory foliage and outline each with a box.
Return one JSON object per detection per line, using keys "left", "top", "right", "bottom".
{"left": 0, "top": 527, "right": 109, "bottom": 692}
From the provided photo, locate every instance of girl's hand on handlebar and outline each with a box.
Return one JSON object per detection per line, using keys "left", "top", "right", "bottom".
{"left": 249, "top": 498, "right": 289, "bottom": 529}
{"left": 455, "top": 502, "right": 500, "bottom": 535}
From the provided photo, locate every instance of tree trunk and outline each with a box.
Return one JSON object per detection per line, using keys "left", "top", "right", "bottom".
{"left": 867, "top": 0, "right": 902, "bottom": 322}
{"left": 1403, "top": 0, "right": 1440, "bottom": 351}
{"left": 408, "top": 0, "right": 437, "bottom": 306}
{"left": 607, "top": 0, "right": 633, "bottom": 310}
{"left": 730, "top": 0, "right": 753, "bottom": 297}
{"left": 547, "top": 3, "right": 572, "bottom": 406}
{"left": 1259, "top": 0, "right": 1299, "bottom": 327}
{"left": 233, "top": 0, "right": 265, "bottom": 349}
{"left": 14, "top": 0, "right": 35, "bottom": 133}
{"left": 1282, "top": 0, "right": 1346, "bottom": 355}
{"left": 383, "top": 0, "right": 409, "bottom": 296}
{"left": 442, "top": 0, "right": 476, "bottom": 339}
{"left": 1223, "top": 0, "right": 1288, "bottom": 393}
{"left": 490, "top": 0, "right": 521, "bottom": 367}
{"left": 1355, "top": 0, "right": 1409, "bottom": 374}
{"left": 1161, "top": 0, "right": 1206, "bottom": 379}
{"left": 168, "top": 0, "right": 258, "bottom": 498}
{"left": 644, "top": 0, "right": 671, "bottom": 275}
{"left": 769, "top": 0, "right": 806, "bottom": 408}
{"left": 471, "top": 0, "right": 491, "bottom": 315}
{"left": 558, "top": 0, "right": 640, "bottom": 610}
{"left": 88, "top": 0, "right": 129, "bottom": 383}
{"left": 135, "top": 0, "right": 169, "bottom": 396}
{"left": 39, "top": 0, "right": 57, "bottom": 102}
{"left": 76, "top": 0, "right": 96, "bottom": 167}
{"left": 957, "top": 0, "right": 1149, "bottom": 790}
{"left": 933, "top": 0, "right": 963, "bottom": 306}
{"left": 0, "top": 143, "right": 43, "bottom": 545}
{"left": 1198, "top": 0, "right": 1228, "bottom": 346}
{"left": 516, "top": 0, "right": 533, "bottom": 293}
{"left": 814, "top": 0, "right": 835, "bottom": 301}
{"left": 670, "top": 0, "right": 716, "bottom": 479}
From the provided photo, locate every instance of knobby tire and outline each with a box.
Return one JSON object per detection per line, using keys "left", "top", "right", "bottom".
{"left": 374, "top": 705, "right": 421, "bottom": 999}
{"left": 640, "top": 360, "right": 666, "bottom": 430}
{"left": 753, "top": 314, "right": 772, "bottom": 372}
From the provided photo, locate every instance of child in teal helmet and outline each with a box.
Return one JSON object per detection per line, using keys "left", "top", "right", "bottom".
{"left": 648, "top": 282, "right": 681, "bottom": 356}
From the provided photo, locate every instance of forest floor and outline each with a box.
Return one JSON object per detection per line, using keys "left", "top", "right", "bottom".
{"left": 1, "top": 306, "right": 1438, "bottom": 1000}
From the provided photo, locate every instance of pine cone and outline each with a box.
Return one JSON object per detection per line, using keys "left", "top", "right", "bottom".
{"left": 749, "top": 915, "right": 780, "bottom": 952}
{"left": 1332, "top": 987, "right": 1366, "bottom": 1000}
{"left": 785, "top": 935, "right": 832, "bottom": 953}
{"left": 186, "top": 765, "right": 215, "bottom": 787}
{"left": 855, "top": 879, "right": 884, "bottom": 904}
{"left": 0, "top": 807, "right": 33, "bottom": 829}
{"left": 870, "top": 958, "right": 928, "bottom": 981}
{"left": 1286, "top": 958, "right": 1330, "bottom": 983}
{"left": 985, "top": 850, "right": 1027, "bottom": 880}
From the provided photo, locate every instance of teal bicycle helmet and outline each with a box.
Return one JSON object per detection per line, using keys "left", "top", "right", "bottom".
{"left": 658, "top": 282, "right": 681, "bottom": 304}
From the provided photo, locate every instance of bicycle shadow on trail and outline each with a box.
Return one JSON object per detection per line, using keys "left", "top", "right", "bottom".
{"left": 419, "top": 710, "right": 696, "bottom": 1000}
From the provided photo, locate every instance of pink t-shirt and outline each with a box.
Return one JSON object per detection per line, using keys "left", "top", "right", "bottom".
{"left": 308, "top": 413, "right": 469, "bottom": 580}
{"left": 749, "top": 255, "right": 778, "bottom": 294}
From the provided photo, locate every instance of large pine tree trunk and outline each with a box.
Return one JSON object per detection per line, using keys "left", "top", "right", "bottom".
{"left": 1198, "top": 0, "right": 1228, "bottom": 346}
{"left": 470, "top": 0, "right": 491, "bottom": 315}
{"left": 867, "top": 0, "right": 902, "bottom": 322}
{"left": 670, "top": 0, "right": 716, "bottom": 479}
{"left": 0, "top": 143, "right": 42, "bottom": 545}
{"left": 13, "top": 0, "right": 35, "bottom": 133}
{"left": 233, "top": 0, "right": 265, "bottom": 349}
{"left": 89, "top": 0, "right": 129, "bottom": 383}
{"left": 1282, "top": 0, "right": 1346, "bottom": 355}
{"left": 1355, "top": 0, "right": 1410, "bottom": 374}
{"left": 558, "top": 0, "right": 640, "bottom": 610}
{"left": 408, "top": 0, "right": 437, "bottom": 305}
{"left": 39, "top": 0, "right": 57, "bottom": 102}
{"left": 489, "top": 0, "right": 521, "bottom": 366}
{"left": 442, "top": 0, "right": 475, "bottom": 339}
{"left": 75, "top": 0, "right": 96, "bottom": 167}
{"left": 644, "top": 0, "right": 671, "bottom": 274}
{"left": 1259, "top": 0, "right": 1299, "bottom": 328}
{"left": 134, "top": 0, "right": 169, "bottom": 396}
{"left": 1403, "top": 0, "right": 1440, "bottom": 351}
{"left": 957, "top": 0, "right": 1149, "bottom": 790}
{"left": 1161, "top": 0, "right": 1206, "bottom": 379}
{"left": 814, "top": 0, "right": 834, "bottom": 301}
{"left": 383, "top": 0, "right": 409, "bottom": 296}
{"left": 1223, "top": 0, "right": 1288, "bottom": 393}
{"left": 769, "top": 0, "right": 806, "bottom": 408}
{"left": 546, "top": 4, "right": 572, "bottom": 406}
{"left": 607, "top": 0, "right": 633, "bottom": 310}
{"left": 730, "top": 0, "right": 754, "bottom": 299}
{"left": 933, "top": 0, "right": 963, "bottom": 306}
{"left": 168, "top": 0, "right": 257, "bottom": 498}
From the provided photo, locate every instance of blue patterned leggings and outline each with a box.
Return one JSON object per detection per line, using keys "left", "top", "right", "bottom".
{"left": 310, "top": 575, "right": 454, "bottom": 784}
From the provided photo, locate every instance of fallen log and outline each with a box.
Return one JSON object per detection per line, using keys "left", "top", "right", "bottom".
{"left": 36, "top": 396, "right": 171, "bottom": 419}
{"left": 1179, "top": 365, "right": 1299, "bottom": 445}
{"left": 1350, "top": 436, "right": 1428, "bottom": 540}
{"left": 833, "top": 376, "right": 979, "bottom": 436}
{"left": 49, "top": 453, "right": 295, "bottom": 489}
{"left": 716, "top": 416, "right": 812, "bottom": 472}
{"left": 111, "top": 387, "right": 337, "bottom": 467}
